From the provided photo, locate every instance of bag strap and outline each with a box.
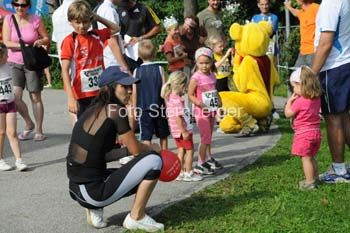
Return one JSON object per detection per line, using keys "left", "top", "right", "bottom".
{"left": 11, "top": 15, "right": 24, "bottom": 44}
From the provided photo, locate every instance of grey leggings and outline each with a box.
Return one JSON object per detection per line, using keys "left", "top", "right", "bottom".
{"left": 69, "top": 152, "right": 162, "bottom": 209}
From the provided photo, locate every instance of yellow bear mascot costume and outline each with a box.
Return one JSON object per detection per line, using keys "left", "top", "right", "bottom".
{"left": 219, "top": 21, "right": 279, "bottom": 136}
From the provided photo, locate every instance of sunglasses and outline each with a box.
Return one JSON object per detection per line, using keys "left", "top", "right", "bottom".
{"left": 12, "top": 2, "right": 29, "bottom": 7}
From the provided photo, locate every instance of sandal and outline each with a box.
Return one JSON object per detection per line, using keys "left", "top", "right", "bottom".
{"left": 18, "top": 128, "right": 34, "bottom": 141}
{"left": 33, "top": 134, "right": 47, "bottom": 142}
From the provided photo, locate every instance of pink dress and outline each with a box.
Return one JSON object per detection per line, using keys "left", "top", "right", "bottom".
{"left": 191, "top": 71, "right": 218, "bottom": 144}
{"left": 291, "top": 96, "right": 322, "bottom": 157}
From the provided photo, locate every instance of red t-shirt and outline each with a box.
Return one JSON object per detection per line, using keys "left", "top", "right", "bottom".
{"left": 61, "top": 28, "right": 110, "bottom": 100}
{"left": 162, "top": 36, "right": 186, "bottom": 72}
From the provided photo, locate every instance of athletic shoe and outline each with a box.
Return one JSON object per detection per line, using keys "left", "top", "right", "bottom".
{"left": 176, "top": 171, "right": 184, "bottom": 181}
{"left": 119, "top": 155, "right": 134, "bottom": 165}
{"left": 183, "top": 171, "right": 203, "bottom": 182}
{"left": 86, "top": 208, "right": 107, "bottom": 229}
{"left": 0, "top": 159, "right": 12, "bottom": 171}
{"left": 193, "top": 162, "right": 215, "bottom": 175}
{"left": 346, "top": 162, "right": 350, "bottom": 174}
{"left": 319, "top": 167, "right": 350, "bottom": 184}
{"left": 207, "top": 157, "right": 223, "bottom": 170}
{"left": 298, "top": 180, "right": 317, "bottom": 190}
{"left": 15, "top": 159, "right": 28, "bottom": 171}
{"left": 123, "top": 213, "right": 164, "bottom": 232}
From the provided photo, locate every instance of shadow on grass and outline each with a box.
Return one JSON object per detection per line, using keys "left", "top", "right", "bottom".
{"left": 154, "top": 190, "right": 276, "bottom": 228}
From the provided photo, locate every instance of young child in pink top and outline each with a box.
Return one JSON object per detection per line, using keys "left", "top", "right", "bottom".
{"left": 188, "top": 47, "right": 223, "bottom": 175}
{"left": 284, "top": 66, "right": 322, "bottom": 190}
{"left": 161, "top": 71, "right": 202, "bottom": 182}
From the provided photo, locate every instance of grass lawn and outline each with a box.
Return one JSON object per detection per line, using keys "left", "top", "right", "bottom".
{"left": 148, "top": 119, "right": 350, "bottom": 233}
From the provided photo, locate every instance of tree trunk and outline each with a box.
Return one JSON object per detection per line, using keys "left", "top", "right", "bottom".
{"left": 183, "top": 0, "right": 198, "bottom": 18}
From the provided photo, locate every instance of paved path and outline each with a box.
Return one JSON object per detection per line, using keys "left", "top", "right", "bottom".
{"left": 0, "top": 90, "right": 284, "bottom": 233}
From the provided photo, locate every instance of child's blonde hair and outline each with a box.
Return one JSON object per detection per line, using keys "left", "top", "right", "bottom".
{"left": 138, "top": 39, "right": 156, "bottom": 61}
{"left": 161, "top": 71, "right": 188, "bottom": 100}
{"left": 68, "top": 0, "right": 92, "bottom": 22}
{"left": 300, "top": 66, "right": 321, "bottom": 99}
{"left": 206, "top": 35, "right": 224, "bottom": 50}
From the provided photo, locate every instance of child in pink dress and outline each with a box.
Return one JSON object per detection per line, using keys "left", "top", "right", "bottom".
{"left": 161, "top": 71, "right": 202, "bottom": 182}
{"left": 284, "top": 66, "right": 322, "bottom": 190}
{"left": 188, "top": 47, "right": 223, "bottom": 175}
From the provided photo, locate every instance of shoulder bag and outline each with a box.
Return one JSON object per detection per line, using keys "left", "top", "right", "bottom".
{"left": 11, "top": 15, "right": 51, "bottom": 71}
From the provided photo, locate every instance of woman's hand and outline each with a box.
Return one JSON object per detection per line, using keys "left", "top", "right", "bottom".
{"left": 33, "top": 39, "right": 44, "bottom": 47}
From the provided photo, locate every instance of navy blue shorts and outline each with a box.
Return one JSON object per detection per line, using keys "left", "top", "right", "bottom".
{"left": 139, "top": 108, "right": 170, "bottom": 141}
{"left": 319, "top": 63, "right": 350, "bottom": 115}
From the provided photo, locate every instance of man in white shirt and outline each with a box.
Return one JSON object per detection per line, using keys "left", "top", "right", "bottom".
{"left": 312, "top": 0, "right": 350, "bottom": 183}
{"left": 96, "top": 0, "right": 129, "bottom": 72}
{"left": 52, "top": 0, "right": 75, "bottom": 58}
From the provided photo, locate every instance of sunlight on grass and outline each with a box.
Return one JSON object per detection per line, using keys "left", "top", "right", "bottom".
{"left": 154, "top": 119, "right": 350, "bottom": 233}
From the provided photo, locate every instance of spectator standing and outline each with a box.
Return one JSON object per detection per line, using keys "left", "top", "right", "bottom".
{"left": 284, "top": 66, "right": 322, "bottom": 190}
{"left": 161, "top": 16, "right": 188, "bottom": 73}
{"left": 116, "top": 0, "right": 161, "bottom": 72}
{"left": 133, "top": 39, "right": 170, "bottom": 150}
{"left": 3, "top": 0, "right": 50, "bottom": 141}
{"left": 312, "top": 0, "right": 350, "bottom": 183}
{"left": 96, "top": 0, "right": 130, "bottom": 72}
{"left": 251, "top": 0, "right": 279, "bottom": 63}
{"left": 161, "top": 71, "right": 202, "bottom": 182}
{"left": 197, "top": 0, "right": 224, "bottom": 43}
{"left": 0, "top": 43, "right": 27, "bottom": 171}
{"left": 285, "top": 0, "right": 319, "bottom": 67}
{"left": 251, "top": 0, "right": 278, "bottom": 35}
{"left": 179, "top": 16, "right": 207, "bottom": 69}
{"left": 188, "top": 47, "right": 223, "bottom": 175}
{"left": 51, "top": 0, "right": 74, "bottom": 58}
{"left": 60, "top": 0, "right": 119, "bottom": 119}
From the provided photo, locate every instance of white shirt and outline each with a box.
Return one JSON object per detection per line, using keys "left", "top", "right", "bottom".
{"left": 314, "top": 0, "right": 350, "bottom": 71}
{"left": 96, "top": 0, "right": 123, "bottom": 68}
{"left": 52, "top": 0, "right": 75, "bottom": 57}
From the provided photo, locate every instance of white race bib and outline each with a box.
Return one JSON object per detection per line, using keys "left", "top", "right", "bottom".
{"left": 80, "top": 66, "right": 103, "bottom": 93}
{"left": 0, "top": 77, "right": 14, "bottom": 101}
{"left": 183, "top": 107, "right": 193, "bottom": 131}
{"left": 266, "top": 39, "right": 275, "bottom": 55}
{"left": 218, "top": 59, "right": 231, "bottom": 77}
{"left": 202, "top": 90, "right": 219, "bottom": 112}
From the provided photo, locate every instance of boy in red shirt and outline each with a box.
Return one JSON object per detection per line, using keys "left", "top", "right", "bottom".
{"left": 161, "top": 16, "right": 189, "bottom": 73}
{"left": 61, "top": 0, "right": 119, "bottom": 119}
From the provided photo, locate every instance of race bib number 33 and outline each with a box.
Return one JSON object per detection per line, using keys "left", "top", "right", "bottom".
{"left": 80, "top": 66, "right": 103, "bottom": 93}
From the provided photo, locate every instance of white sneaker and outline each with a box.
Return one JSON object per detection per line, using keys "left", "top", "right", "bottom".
{"left": 123, "top": 213, "right": 164, "bottom": 232}
{"left": 183, "top": 171, "right": 203, "bottom": 182}
{"left": 119, "top": 155, "right": 135, "bottom": 165}
{"left": 86, "top": 208, "right": 107, "bottom": 228}
{"left": 15, "top": 159, "right": 27, "bottom": 171}
{"left": 0, "top": 159, "right": 12, "bottom": 171}
{"left": 176, "top": 171, "right": 184, "bottom": 181}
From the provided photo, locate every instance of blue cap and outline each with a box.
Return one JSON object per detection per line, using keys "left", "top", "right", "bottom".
{"left": 98, "top": 66, "right": 140, "bottom": 87}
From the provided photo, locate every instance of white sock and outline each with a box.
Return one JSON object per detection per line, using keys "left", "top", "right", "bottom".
{"left": 332, "top": 163, "right": 346, "bottom": 175}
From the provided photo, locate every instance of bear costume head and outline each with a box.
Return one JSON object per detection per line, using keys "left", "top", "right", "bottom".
{"left": 229, "top": 21, "right": 273, "bottom": 57}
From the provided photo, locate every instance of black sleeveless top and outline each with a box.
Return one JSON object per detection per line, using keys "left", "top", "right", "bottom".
{"left": 66, "top": 104, "right": 131, "bottom": 183}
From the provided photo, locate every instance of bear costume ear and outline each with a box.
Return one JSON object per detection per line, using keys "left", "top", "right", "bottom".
{"left": 229, "top": 23, "right": 242, "bottom": 41}
{"left": 258, "top": 21, "right": 273, "bottom": 37}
